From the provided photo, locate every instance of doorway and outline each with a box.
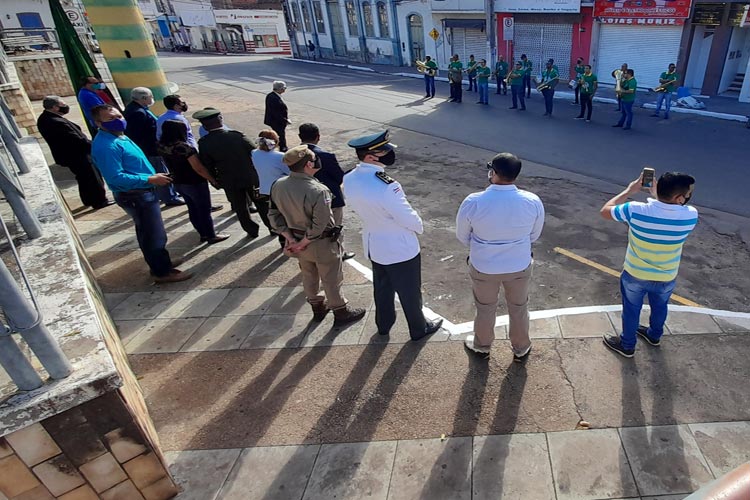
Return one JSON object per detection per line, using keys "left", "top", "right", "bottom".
{"left": 685, "top": 25, "right": 714, "bottom": 92}
{"left": 327, "top": 0, "right": 347, "bottom": 57}
{"left": 408, "top": 14, "right": 424, "bottom": 64}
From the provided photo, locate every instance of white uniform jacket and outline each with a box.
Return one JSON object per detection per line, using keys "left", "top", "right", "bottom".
{"left": 343, "top": 162, "right": 423, "bottom": 265}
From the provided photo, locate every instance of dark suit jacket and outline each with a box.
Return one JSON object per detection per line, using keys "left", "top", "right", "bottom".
{"left": 307, "top": 143, "right": 345, "bottom": 208}
{"left": 198, "top": 129, "right": 259, "bottom": 189}
{"left": 264, "top": 91, "right": 288, "bottom": 129}
{"left": 123, "top": 101, "right": 158, "bottom": 157}
{"left": 36, "top": 110, "right": 91, "bottom": 167}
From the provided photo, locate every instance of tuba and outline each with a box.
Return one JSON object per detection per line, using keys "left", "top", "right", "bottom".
{"left": 613, "top": 69, "right": 623, "bottom": 94}
{"left": 416, "top": 60, "right": 436, "bottom": 77}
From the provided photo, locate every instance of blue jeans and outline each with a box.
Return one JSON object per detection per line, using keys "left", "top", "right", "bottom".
{"left": 478, "top": 81, "right": 488, "bottom": 103}
{"left": 655, "top": 92, "right": 672, "bottom": 117}
{"left": 617, "top": 101, "right": 634, "bottom": 128}
{"left": 467, "top": 75, "right": 476, "bottom": 91}
{"left": 148, "top": 156, "right": 182, "bottom": 204}
{"left": 114, "top": 189, "right": 172, "bottom": 277}
{"left": 424, "top": 75, "right": 435, "bottom": 97}
{"left": 542, "top": 88, "right": 555, "bottom": 114}
{"left": 620, "top": 270, "right": 676, "bottom": 350}
{"left": 174, "top": 182, "right": 216, "bottom": 240}
{"left": 511, "top": 86, "right": 525, "bottom": 109}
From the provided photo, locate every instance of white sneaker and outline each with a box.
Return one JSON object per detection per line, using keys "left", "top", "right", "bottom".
{"left": 464, "top": 335, "right": 491, "bottom": 355}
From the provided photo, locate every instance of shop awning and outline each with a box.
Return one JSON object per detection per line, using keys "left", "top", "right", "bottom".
{"left": 443, "top": 19, "right": 486, "bottom": 30}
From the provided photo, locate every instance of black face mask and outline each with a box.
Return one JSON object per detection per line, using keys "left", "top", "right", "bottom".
{"left": 181, "top": 104, "right": 188, "bottom": 112}
{"left": 313, "top": 157, "right": 322, "bottom": 170}
{"left": 378, "top": 150, "right": 396, "bottom": 166}
{"left": 58, "top": 105, "right": 70, "bottom": 115}
{"left": 681, "top": 195, "right": 692, "bottom": 206}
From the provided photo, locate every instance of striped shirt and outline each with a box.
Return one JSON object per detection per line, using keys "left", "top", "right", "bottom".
{"left": 611, "top": 199, "right": 698, "bottom": 282}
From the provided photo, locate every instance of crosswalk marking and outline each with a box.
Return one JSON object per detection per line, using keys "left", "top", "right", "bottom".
{"left": 277, "top": 73, "right": 324, "bottom": 82}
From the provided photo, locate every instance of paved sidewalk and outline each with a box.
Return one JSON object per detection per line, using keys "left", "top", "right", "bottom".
{"left": 165, "top": 421, "right": 750, "bottom": 500}
{"left": 54, "top": 175, "right": 750, "bottom": 499}
{"left": 285, "top": 57, "right": 750, "bottom": 123}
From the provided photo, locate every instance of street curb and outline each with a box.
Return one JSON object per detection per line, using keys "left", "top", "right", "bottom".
{"left": 281, "top": 57, "right": 750, "bottom": 124}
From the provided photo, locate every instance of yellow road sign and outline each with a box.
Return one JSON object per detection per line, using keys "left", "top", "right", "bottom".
{"left": 429, "top": 28, "right": 439, "bottom": 41}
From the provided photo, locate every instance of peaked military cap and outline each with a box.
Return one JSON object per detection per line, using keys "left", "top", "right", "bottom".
{"left": 192, "top": 107, "right": 221, "bottom": 121}
{"left": 347, "top": 130, "right": 396, "bottom": 152}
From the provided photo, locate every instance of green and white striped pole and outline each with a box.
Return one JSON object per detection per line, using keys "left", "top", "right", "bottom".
{"left": 81, "top": 0, "right": 170, "bottom": 113}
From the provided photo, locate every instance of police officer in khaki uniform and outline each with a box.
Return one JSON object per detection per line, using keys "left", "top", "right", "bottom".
{"left": 269, "top": 145, "right": 366, "bottom": 325}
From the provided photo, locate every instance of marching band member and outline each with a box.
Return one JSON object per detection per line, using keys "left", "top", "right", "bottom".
{"left": 575, "top": 64, "right": 597, "bottom": 123}
{"left": 476, "top": 59, "right": 491, "bottom": 105}
{"left": 423, "top": 55, "right": 438, "bottom": 98}
{"left": 540, "top": 59, "right": 559, "bottom": 117}
{"left": 466, "top": 55, "right": 478, "bottom": 92}
{"left": 612, "top": 63, "right": 628, "bottom": 111}
{"left": 613, "top": 69, "right": 637, "bottom": 130}
{"left": 448, "top": 54, "right": 464, "bottom": 103}
{"left": 508, "top": 61, "right": 526, "bottom": 111}
{"left": 494, "top": 55, "right": 509, "bottom": 95}
{"left": 521, "top": 54, "right": 533, "bottom": 98}
{"left": 652, "top": 63, "right": 679, "bottom": 120}
{"left": 573, "top": 57, "right": 585, "bottom": 105}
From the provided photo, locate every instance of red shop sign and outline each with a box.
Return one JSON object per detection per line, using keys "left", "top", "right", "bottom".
{"left": 594, "top": 0, "right": 693, "bottom": 19}
{"left": 598, "top": 17, "right": 686, "bottom": 25}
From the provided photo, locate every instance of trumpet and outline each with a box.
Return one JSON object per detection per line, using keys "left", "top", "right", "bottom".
{"left": 504, "top": 73, "right": 513, "bottom": 85}
{"left": 416, "top": 60, "right": 436, "bottom": 77}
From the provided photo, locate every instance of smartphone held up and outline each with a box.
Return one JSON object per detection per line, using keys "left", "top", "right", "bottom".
{"left": 641, "top": 168, "right": 655, "bottom": 190}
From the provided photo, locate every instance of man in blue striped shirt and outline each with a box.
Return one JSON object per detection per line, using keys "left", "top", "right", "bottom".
{"left": 600, "top": 171, "right": 698, "bottom": 357}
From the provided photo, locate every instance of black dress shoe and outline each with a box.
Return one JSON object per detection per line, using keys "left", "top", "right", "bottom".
{"left": 342, "top": 251, "right": 356, "bottom": 261}
{"left": 91, "top": 199, "right": 114, "bottom": 209}
{"left": 248, "top": 205, "right": 258, "bottom": 213}
{"left": 210, "top": 204, "right": 223, "bottom": 212}
{"left": 411, "top": 319, "right": 443, "bottom": 341}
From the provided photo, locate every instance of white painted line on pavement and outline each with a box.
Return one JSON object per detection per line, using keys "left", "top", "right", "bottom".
{"left": 277, "top": 73, "right": 322, "bottom": 82}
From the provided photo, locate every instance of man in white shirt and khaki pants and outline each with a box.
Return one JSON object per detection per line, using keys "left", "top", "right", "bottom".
{"left": 456, "top": 153, "right": 545, "bottom": 360}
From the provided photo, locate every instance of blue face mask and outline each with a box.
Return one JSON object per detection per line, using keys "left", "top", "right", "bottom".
{"left": 101, "top": 118, "right": 127, "bottom": 132}
{"left": 93, "top": 82, "right": 105, "bottom": 90}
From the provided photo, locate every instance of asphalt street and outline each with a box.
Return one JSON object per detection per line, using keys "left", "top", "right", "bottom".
{"left": 154, "top": 53, "right": 750, "bottom": 317}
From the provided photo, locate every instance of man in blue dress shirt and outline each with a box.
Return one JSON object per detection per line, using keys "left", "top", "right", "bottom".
{"left": 156, "top": 94, "right": 197, "bottom": 148}
{"left": 456, "top": 153, "right": 544, "bottom": 360}
{"left": 90, "top": 104, "right": 191, "bottom": 284}
{"left": 343, "top": 130, "right": 443, "bottom": 341}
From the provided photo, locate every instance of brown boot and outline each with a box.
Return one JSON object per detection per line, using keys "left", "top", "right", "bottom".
{"left": 332, "top": 305, "right": 366, "bottom": 326}
{"left": 310, "top": 301, "right": 329, "bottom": 322}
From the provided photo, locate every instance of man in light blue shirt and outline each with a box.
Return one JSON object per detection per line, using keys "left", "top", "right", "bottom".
{"left": 156, "top": 94, "right": 197, "bottom": 148}
{"left": 456, "top": 152, "right": 544, "bottom": 360}
{"left": 90, "top": 104, "right": 191, "bottom": 284}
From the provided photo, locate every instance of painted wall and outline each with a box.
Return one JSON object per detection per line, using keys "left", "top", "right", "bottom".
{"left": 397, "top": 0, "right": 433, "bottom": 67}
{"left": 0, "top": 0, "right": 55, "bottom": 29}
{"left": 719, "top": 27, "right": 750, "bottom": 93}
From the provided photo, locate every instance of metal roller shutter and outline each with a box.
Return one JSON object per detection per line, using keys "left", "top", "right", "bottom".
{"left": 596, "top": 25, "right": 682, "bottom": 90}
{"left": 452, "top": 28, "right": 488, "bottom": 63}
{"left": 513, "top": 22, "right": 573, "bottom": 81}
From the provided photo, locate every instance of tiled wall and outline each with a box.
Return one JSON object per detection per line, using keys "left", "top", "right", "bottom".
{"left": 12, "top": 55, "right": 75, "bottom": 100}
{"left": 0, "top": 391, "right": 178, "bottom": 499}
{"left": 0, "top": 87, "right": 37, "bottom": 135}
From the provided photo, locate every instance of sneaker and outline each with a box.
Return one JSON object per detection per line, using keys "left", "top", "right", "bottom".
{"left": 332, "top": 305, "right": 366, "bottom": 326}
{"left": 650, "top": 113, "right": 660, "bottom": 117}
{"left": 513, "top": 344, "right": 532, "bottom": 362}
{"left": 205, "top": 233, "right": 230, "bottom": 245}
{"left": 412, "top": 319, "right": 443, "bottom": 341}
{"left": 585, "top": 119, "right": 591, "bottom": 123}
{"left": 575, "top": 116, "right": 584, "bottom": 120}
{"left": 464, "top": 335, "right": 490, "bottom": 357}
{"left": 602, "top": 335, "right": 634, "bottom": 358}
{"left": 154, "top": 269, "right": 192, "bottom": 284}
{"left": 636, "top": 326, "right": 661, "bottom": 346}
{"left": 612, "top": 124, "right": 623, "bottom": 128}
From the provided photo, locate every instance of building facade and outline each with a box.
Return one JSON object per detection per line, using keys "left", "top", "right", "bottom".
{"left": 214, "top": 9, "right": 291, "bottom": 53}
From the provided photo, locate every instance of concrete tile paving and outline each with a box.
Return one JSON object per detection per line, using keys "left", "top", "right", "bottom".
{"left": 165, "top": 449, "right": 240, "bottom": 500}
{"left": 688, "top": 421, "right": 750, "bottom": 477}
{"left": 180, "top": 316, "right": 262, "bottom": 352}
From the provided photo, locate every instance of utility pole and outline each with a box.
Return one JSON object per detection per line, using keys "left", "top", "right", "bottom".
{"left": 485, "top": 0, "right": 495, "bottom": 66}
{"left": 81, "top": 0, "right": 172, "bottom": 114}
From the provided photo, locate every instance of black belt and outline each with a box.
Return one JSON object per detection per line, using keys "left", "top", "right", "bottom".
{"left": 291, "top": 227, "right": 340, "bottom": 239}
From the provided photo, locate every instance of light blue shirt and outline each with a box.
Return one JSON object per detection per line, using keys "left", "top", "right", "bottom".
{"left": 91, "top": 131, "right": 154, "bottom": 193}
{"left": 77, "top": 88, "right": 105, "bottom": 126}
{"left": 456, "top": 184, "right": 545, "bottom": 274}
{"left": 251, "top": 149, "right": 289, "bottom": 195}
{"left": 156, "top": 110, "right": 197, "bottom": 148}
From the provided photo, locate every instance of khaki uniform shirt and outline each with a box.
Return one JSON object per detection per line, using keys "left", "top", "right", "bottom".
{"left": 269, "top": 172, "right": 335, "bottom": 240}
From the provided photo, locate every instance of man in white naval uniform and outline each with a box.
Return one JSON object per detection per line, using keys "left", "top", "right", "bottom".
{"left": 343, "top": 130, "right": 443, "bottom": 341}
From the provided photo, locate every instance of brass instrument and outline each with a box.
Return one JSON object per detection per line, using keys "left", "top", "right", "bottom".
{"left": 416, "top": 60, "right": 436, "bottom": 77}
{"left": 613, "top": 69, "right": 623, "bottom": 95}
{"left": 504, "top": 72, "right": 513, "bottom": 85}
{"left": 536, "top": 77, "right": 559, "bottom": 92}
{"left": 652, "top": 71, "right": 676, "bottom": 92}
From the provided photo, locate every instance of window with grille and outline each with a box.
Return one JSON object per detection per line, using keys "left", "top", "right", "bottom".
{"left": 301, "top": 2, "right": 313, "bottom": 32}
{"left": 363, "top": 3, "right": 375, "bottom": 37}
{"left": 291, "top": 3, "right": 302, "bottom": 29}
{"left": 346, "top": 0, "right": 359, "bottom": 36}
{"left": 313, "top": 1, "right": 326, "bottom": 33}
{"left": 377, "top": 2, "right": 389, "bottom": 38}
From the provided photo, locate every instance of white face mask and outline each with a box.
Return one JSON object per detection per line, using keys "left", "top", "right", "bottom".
{"left": 487, "top": 170, "right": 494, "bottom": 182}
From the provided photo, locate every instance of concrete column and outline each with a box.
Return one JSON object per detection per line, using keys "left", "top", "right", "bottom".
{"left": 81, "top": 0, "right": 170, "bottom": 114}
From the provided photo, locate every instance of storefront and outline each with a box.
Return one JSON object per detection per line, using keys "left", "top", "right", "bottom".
{"left": 214, "top": 10, "right": 292, "bottom": 54}
{"left": 495, "top": 0, "right": 590, "bottom": 81}
{"left": 682, "top": 2, "right": 750, "bottom": 100}
{"left": 442, "top": 19, "right": 487, "bottom": 66}
{"left": 593, "top": 0, "right": 692, "bottom": 89}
